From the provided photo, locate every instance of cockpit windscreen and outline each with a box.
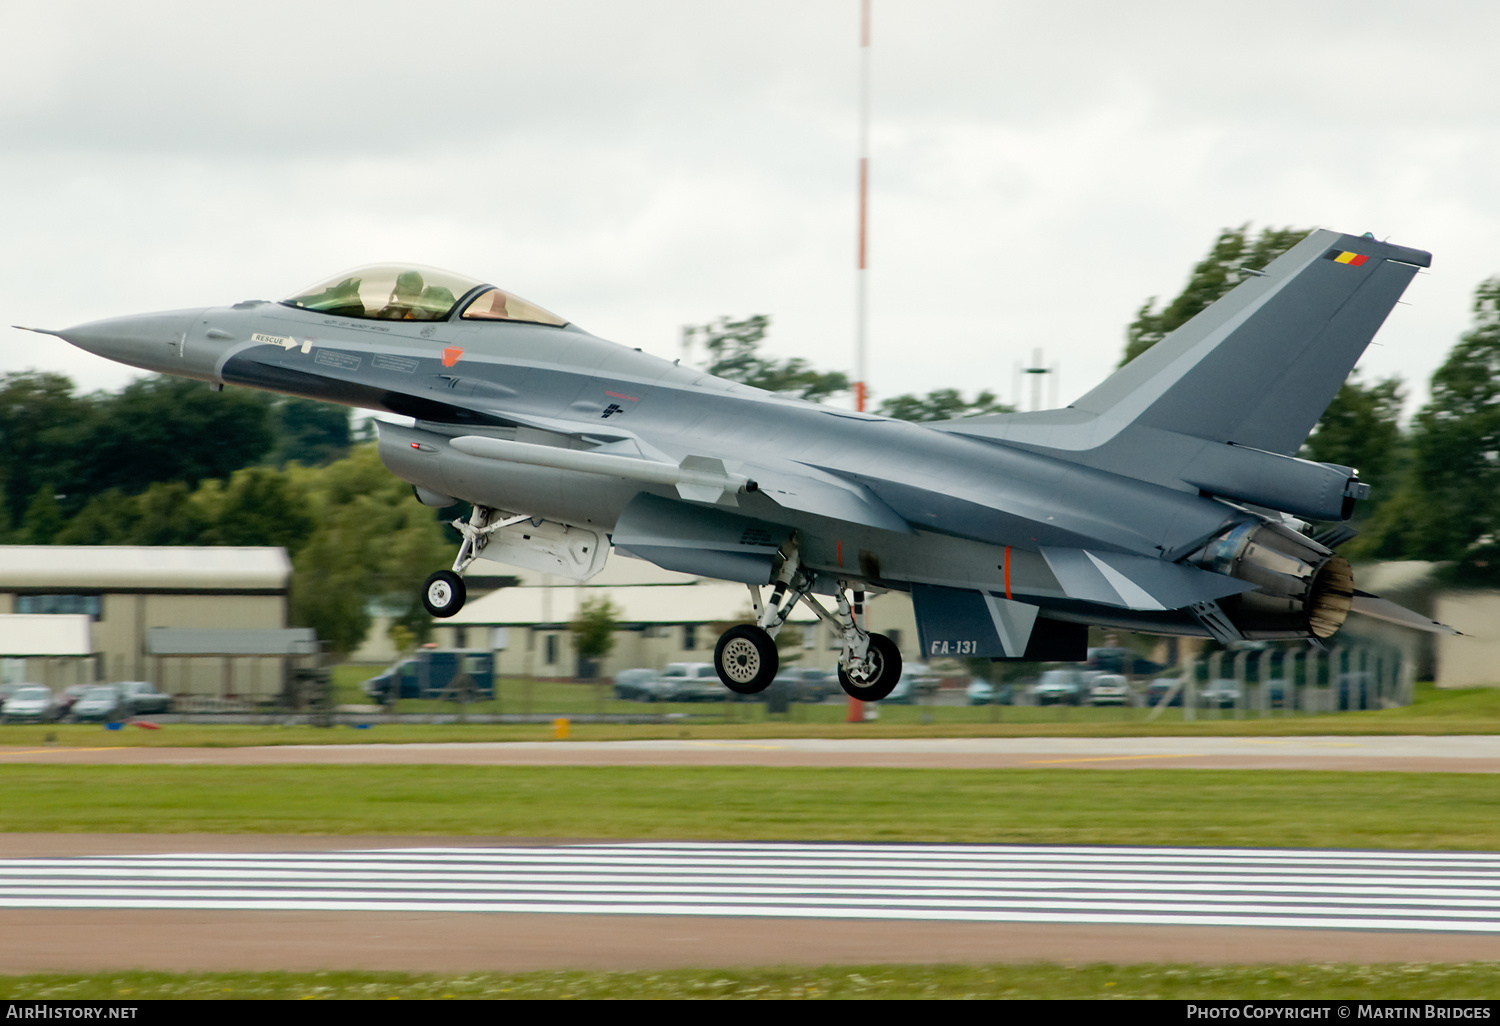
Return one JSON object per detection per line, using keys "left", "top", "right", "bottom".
{"left": 281, "top": 265, "right": 484, "bottom": 321}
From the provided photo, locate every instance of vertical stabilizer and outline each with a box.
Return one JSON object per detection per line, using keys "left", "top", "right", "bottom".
{"left": 942, "top": 230, "right": 1429, "bottom": 457}
{"left": 1069, "top": 230, "right": 1429, "bottom": 454}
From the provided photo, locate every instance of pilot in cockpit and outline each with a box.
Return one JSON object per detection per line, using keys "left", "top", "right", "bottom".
{"left": 376, "top": 271, "right": 426, "bottom": 319}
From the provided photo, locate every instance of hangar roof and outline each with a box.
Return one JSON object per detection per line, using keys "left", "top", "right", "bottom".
{"left": 0, "top": 547, "right": 291, "bottom": 592}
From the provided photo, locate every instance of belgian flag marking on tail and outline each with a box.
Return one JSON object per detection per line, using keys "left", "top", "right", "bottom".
{"left": 1324, "top": 249, "right": 1370, "bottom": 266}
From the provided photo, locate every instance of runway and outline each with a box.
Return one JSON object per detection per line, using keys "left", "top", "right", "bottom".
{"left": 9, "top": 840, "right": 1500, "bottom": 971}
{"left": 5, "top": 841, "right": 1500, "bottom": 931}
{"left": 4, "top": 734, "right": 1500, "bottom": 771}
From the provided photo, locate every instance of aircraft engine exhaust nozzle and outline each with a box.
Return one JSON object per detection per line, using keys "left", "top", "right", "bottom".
{"left": 1193, "top": 521, "right": 1353, "bottom": 640}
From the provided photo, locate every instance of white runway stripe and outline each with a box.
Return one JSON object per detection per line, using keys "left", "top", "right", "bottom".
{"left": 4, "top": 842, "right": 1500, "bottom": 932}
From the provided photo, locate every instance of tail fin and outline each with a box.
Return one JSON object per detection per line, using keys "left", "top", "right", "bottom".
{"left": 947, "top": 230, "right": 1429, "bottom": 457}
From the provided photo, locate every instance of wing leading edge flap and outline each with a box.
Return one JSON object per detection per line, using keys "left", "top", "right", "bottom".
{"left": 1040, "top": 547, "right": 1256, "bottom": 611}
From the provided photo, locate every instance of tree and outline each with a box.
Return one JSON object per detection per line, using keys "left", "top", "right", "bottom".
{"left": 271, "top": 397, "right": 352, "bottom": 467}
{"left": 1122, "top": 225, "right": 1309, "bottom": 365}
{"left": 1301, "top": 372, "right": 1405, "bottom": 498}
{"left": 0, "top": 372, "right": 95, "bottom": 528}
{"left": 690, "top": 315, "right": 850, "bottom": 402}
{"left": 1354, "top": 277, "right": 1500, "bottom": 577}
{"left": 199, "top": 467, "right": 315, "bottom": 553}
{"left": 19, "top": 485, "right": 65, "bottom": 545}
{"left": 570, "top": 596, "right": 618, "bottom": 678}
{"left": 877, "top": 388, "right": 1013, "bottom": 422}
{"left": 286, "top": 445, "right": 452, "bottom": 657}
{"left": 81, "top": 376, "right": 275, "bottom": 497}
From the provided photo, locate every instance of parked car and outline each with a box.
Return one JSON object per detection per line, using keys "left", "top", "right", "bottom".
{"left": 1144, "top": 677, "right": 1184, "bottom": 707}
{"left": 49, "top": 684, "right": 97, "bottom": 721}
{"left": 69, "top": 685, "right": 125, "bottom": 722}
{"left": 1031, "top": 668, "right": 1088, "bottom": 706}
{"left": 654, "top": 663, "right": 724, "bottom": 701}
{"left": 1199, "top": 679, "right": 1241, "bottom": 709}
{"left": 773, "top": 667, "right": 839, "bottom": 702}
{"left": 883, "top": 663, "right": 943, "bottom": 705}
{"left": 966, "top": 679, "right": 1015, "bottom": 705}
{"left": 113, "top": 681, "right": 172, "bottom": 716}
{"left": 1087, "top": 674, "right": 1132, "bottom": 706}
{"left": 1086, "top": 647, "right": 1165, "bottom": 677}
{"left": 0, "top": 685, "right": 54, "bottom": 723}
{"left": 612, "top": 668, "right": 660, "bottom": 700}
{"left": 362, "top": 649, "right": 496, "bottom": 702}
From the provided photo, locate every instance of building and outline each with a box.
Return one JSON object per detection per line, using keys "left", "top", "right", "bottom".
{"left": 430, "top": 553, "right": 919, "bottom": 681}
{"left": 0, "top": 546, "right": 293, "bottom": 695}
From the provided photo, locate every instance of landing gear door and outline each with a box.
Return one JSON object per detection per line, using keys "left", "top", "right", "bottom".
{"left": 477, "top": 519, "right": 609, "bottom": 581}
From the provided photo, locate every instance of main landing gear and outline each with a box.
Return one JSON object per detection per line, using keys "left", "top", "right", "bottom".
{"left": 711, "top": 541, "right": 903, "bottom": 702}
{"left": 421, "top": 504, "right": 529, "bottom": 618}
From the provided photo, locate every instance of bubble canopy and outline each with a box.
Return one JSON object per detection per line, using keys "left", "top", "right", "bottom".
{"left": 280, "top": 264, "right": 567, "bottom": 326}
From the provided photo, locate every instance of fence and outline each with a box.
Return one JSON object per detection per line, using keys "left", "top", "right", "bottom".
{"left": 1153, "top": 642, "right": 1409, "bottom": 720}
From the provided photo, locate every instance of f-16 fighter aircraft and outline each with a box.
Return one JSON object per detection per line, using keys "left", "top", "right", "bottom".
{"left": 23, "top": 229, "right": 1454, "bottom": 701}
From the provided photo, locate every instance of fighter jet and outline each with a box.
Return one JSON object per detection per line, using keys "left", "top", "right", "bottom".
{"left": 22, "top": 229, "right": 1454, "bottom": 701}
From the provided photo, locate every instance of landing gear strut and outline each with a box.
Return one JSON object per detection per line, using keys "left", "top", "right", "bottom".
{"left": 710, "top": 542, "right": 807, "bottom": 693}
{"left": 421, "top": 503, "right": 529, "bottom": 618}
{"left": 712, "top": 541, "right": 903, "bottom": 702}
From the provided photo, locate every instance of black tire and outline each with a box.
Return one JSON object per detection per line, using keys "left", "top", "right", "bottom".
{"left": 838, "top": 632, "right": 903, "bottom": 702}
{"left": 421, "top": 570, "right": 467, "bottom": 618}
{"left": 714, "top": 625, "right": 779, "bottom": 694}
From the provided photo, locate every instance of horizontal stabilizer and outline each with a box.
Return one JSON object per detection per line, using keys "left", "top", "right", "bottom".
{"left": 1041, "top": 548, "right": 1255, "bottom": 611}
{"left": 1350, "top": 591, "right": 1460, "bottom": 635}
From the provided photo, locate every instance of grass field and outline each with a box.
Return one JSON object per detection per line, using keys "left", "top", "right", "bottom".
{"left": 3, "top": 764, "right": 1499, "bottom": 848}
{"left": 4, "top": 963, "right": 1500, "bottom": 1000}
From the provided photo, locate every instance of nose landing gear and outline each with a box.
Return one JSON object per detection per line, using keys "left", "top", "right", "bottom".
{"left": 422, "top": 570, "right": 467, "bottom": 618}
{"left": 420, "top": 503, "right": 530, "bottom": 618}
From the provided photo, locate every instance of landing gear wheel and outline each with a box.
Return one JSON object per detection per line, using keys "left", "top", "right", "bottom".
{"left": 838, "top": 632, "right": 902, "bottom": 702}
{"left": 422, "top": 570, "right": 467, "bottom": 618}
{"left": 714, "top": 624, "right": 780, "bottom": 695}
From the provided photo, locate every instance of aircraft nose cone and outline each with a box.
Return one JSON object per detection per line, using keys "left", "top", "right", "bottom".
{"left": 55, "top": 310, "right": 201, "bottom": 374}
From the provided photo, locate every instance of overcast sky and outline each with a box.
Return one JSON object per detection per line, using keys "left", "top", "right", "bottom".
{"left": 2, "top": 0, "right": 1496, "bottom": 419}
